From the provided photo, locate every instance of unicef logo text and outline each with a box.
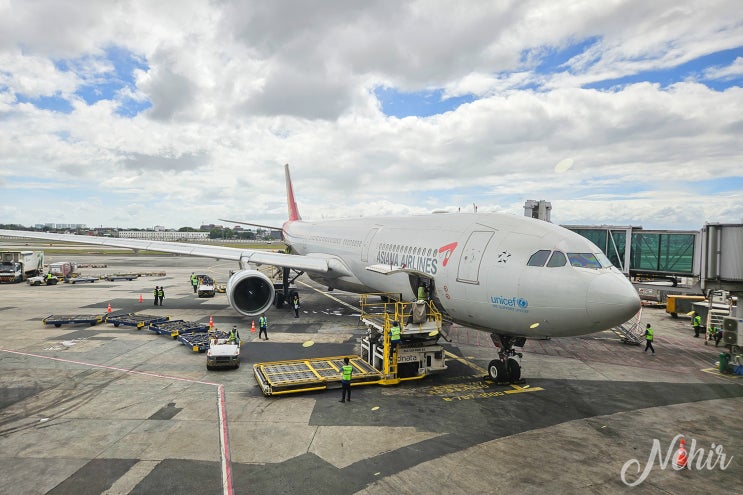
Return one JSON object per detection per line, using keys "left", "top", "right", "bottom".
{"left": 491, "top": 295, "right": 529, "bottom": 313}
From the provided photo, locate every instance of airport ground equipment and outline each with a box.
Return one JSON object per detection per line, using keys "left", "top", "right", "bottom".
{"left": 666, "top": 295, "right": 706, "bottom": 318}
{"left": 105, "top": 274, "right": 138, "bottom": 281}
{"left": 206, "top": 331, "right": 241, "bottom": 370}
{"left": 49, "top": 261, "right": 77, "bottom": 278}
{"left": 610, "top": 308, "right": 644, "bottom": 345}
{"left": 197, "top": 275, "right": 216, "bottom": 298}
{"left": 253, "top": 293, "right": 447, "bottom": 396}
{"left": 0, "top": 251, "right": 44, "bottom": 283}
{"left": 65, "top": 276, "right": 97, "bottom": 284}
{"left": 42, "top": 314, "right": 105, "bottom": 327}
{"left": 179, "top": 330, "right": 228, "bottom": 352}
{"left": 27, "top": 275, "right": 58, "bottom": 286}
{"left": 107, "top": 313, "right": 170, "bottom": 329}
{"left": 149, "top": 319, "right": 209, "bottom": 338}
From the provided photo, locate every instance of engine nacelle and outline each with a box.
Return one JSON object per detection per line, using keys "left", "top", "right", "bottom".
{"left": 226, "top": 269, "right": 275, "bottom": 316}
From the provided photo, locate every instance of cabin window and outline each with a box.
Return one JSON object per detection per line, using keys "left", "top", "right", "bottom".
{"left": 567, "top": 252, "right": 602, "bottom": 269}
{"left": 527, "top": 250, "right": 551, "bottom": 267}
{"left": 546, "top": 251, "right": 567, "bottom": 267}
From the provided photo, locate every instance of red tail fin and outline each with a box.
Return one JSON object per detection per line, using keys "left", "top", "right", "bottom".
{"left": 285, "top": 163, "right": 301, "bottom": 221}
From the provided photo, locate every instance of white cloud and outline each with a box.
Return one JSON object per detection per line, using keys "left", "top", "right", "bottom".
{"left": 0, "top": 0, "right": 741, "bottom": 231}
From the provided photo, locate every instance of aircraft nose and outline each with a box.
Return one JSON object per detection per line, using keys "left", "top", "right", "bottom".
{"left": 587, "top": 272, "right": 641, "bottom": 328}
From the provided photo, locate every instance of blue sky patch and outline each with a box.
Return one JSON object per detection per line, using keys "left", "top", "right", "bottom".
{"left": 375, "top": 87, "right": 476, "bottom": 118}
{"left": 530, "top": 36, "right": 602, "bottom": 74}
{"left": 15, "top": 94, "right": 73, "bottom": 113}
{"left": 585, "top": 47, "right": 743, "bottom": 91}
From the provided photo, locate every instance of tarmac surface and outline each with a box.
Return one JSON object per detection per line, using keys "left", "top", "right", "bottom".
{"left": 0, "top": 251, "right": 741, "bottom": 495}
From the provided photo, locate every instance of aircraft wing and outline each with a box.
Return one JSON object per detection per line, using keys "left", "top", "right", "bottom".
{"left": 0, "top": 229, "right": 330, "bottom": 273}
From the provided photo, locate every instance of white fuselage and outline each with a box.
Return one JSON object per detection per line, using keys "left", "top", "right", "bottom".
{"left": 284, "top": 212, "right": 640, "bottom": 339}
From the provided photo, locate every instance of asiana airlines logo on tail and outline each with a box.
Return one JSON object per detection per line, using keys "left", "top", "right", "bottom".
{"left": 375, "top": 242, "right": 458, "bottom": 275}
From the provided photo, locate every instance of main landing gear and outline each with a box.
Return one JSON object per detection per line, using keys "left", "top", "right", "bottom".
{"left": 487, "top": 335, "right": 526, "bottom": 385}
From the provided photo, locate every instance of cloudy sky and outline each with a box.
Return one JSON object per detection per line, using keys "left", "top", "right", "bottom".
{"left": 1, "top": 1, "right": 742, "bottom": 231}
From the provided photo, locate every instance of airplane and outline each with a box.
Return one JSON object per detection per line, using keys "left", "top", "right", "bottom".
{"left": 0, "top": 164, "right": 641, "bottom": 382}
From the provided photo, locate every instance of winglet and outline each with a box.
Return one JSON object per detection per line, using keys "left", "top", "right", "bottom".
{"left": 285, "top": 163, "right": 301, "bottom": 221}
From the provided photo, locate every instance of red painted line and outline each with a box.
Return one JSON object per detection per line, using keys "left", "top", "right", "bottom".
{"left": 0, "top": 347, "right": 234, "bottom": 495}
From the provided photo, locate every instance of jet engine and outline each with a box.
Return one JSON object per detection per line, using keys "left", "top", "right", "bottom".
{"left": 226, "top": 269, "right": 275, "bottom": 316}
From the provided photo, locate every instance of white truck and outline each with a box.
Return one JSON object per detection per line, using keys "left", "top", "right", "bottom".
{"left": 196, "top": 274, "right": 216, "bottom": 298}
{"left": 206, "top": 333, "right": 241, "bottom": 370}
{"left": 0, "top": 251, "right": 44, "bottom": 283}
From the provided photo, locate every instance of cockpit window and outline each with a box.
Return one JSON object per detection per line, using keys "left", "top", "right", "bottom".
{"left": 595, "top": 252, "right": 613, "bottom": 268}
{"left": 546, "top": 251, "right": 567, "bottom": 267}
{"left": 527, "top": 250, "right": 551, "bottom": 267}
{"left": 567, "top": 252, "right": 602, "bottom": 269}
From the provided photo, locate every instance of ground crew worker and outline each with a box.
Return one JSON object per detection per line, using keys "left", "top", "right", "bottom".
{"left": 390, "top": 320, "right": 401, "bottom": 350}
{"left": 153, "top": 286, "right": 159, "bottom": 306}
{"left": 292, "top": 293, "right": 300, "bottom": 318}
{"left": 692, "top": 313, "right": 702, "bottom": 338}
{"left": 228, "top": 325, "right": 240, "bottom": 344}
{"left": 340, "top": 357, "right": 353, "bottom": 403}
{"left": 190, "top": 273, "right": 199, "bottom": 293}
{"left": 46, "top": 272, "right": 54, "bottom": 283}
{"left": 157, "top": 286, "right": 164, "bottom": 306}
{"left": 258, "top": 314, "right": 268, "bottom": 340}
{"left": 417, "top": 283, "right": 427, "bottom": 301}
{"left": 644, "top": 323, "right": 655, "bottom": 354}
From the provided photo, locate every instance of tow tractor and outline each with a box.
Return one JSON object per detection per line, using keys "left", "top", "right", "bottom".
{"left": 253, "top": 293, "right": 447, "bottom": 396}
{"left": 206, "top": 329, "right": 241, "bottom": 370}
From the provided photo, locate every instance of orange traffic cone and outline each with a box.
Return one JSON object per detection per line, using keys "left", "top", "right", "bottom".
{"left": 251, "top": 320, "right": 256, "bottom": 333}
{"left": 209, "top": 315, "right": 214, "bottom": 329}
{"left": 673, "top": 437, "right": 688, "bottom": 469}
{"left": 107, "top": 303, "right": 112, "bottom": 313}
{"left": 138, "top": 294, "right": 143, "bottom": 303}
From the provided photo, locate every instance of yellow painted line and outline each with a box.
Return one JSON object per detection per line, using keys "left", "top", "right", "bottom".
{"left": 505, "top": 384, "right": 544, "bottom": 394}
{"left": 444, "top": 350, "right": 487, "bottom": 375}
{"left": 700, "top": 368, "right": 742, "bottom": 381}
{"left": 297, "top": 280, "right": 360, "bottom": 312}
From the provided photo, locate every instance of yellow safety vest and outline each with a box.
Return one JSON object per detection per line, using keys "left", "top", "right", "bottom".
{"left": 342, "top": 364, "right": 353, "bottom": 381}
{"left": 693, "top": 315, "right": 701, "bottom": 326}
{"left": 646, "top": 327, "right": 654, "bottom": 341}
{"left": 259, "top": 316, "right": 267, "bottom": 327}
{"left": 390, "top": 325, "right": 401, "bottom": 341}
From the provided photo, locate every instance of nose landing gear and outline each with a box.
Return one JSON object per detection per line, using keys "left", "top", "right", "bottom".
{"left": 487, "top": 335, "right": 526, "bottom": 385}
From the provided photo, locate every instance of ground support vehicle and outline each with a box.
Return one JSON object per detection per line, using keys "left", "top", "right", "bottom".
{"left": 28, "top": 276, "right": 58, "bottom": 286}
{"left": 42, "top": 314, "right": 105, "bottom": 327}
{"left": 149, "top": 320, "right": 209, "bottom": 339}
{"left": 107, "top": 313, "right": 170, "bottom": 329}
{"left": 206, "top": 331, "right": 241, "bottom": 370}
{"left": 253, "top": 293, "right": 447, "bottom": 396}
{"left": 0, "top": 251, "right": 44, "bottom": 283}
{"left": 195, "top": 274, "right": 216, "bottom": 297}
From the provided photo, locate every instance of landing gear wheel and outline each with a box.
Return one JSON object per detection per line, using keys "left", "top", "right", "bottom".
{"left": 274, "top": 293, "right": 285, "bottom": 309}
{"left": 507, "top": 359, "right": 521, "bottom": 382}
{"left": 487, "top": 360, "right": 506, "bottom": 383}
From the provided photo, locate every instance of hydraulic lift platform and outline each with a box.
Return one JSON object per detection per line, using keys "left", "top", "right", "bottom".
{"left": 254, "top": 356, "right": 383, "bottom": 396}
{"left": 42, "top": 314, "right": 105, "bottom": 327}
{"left": 253, "top": 293, "right": 448, "bottom": 396}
